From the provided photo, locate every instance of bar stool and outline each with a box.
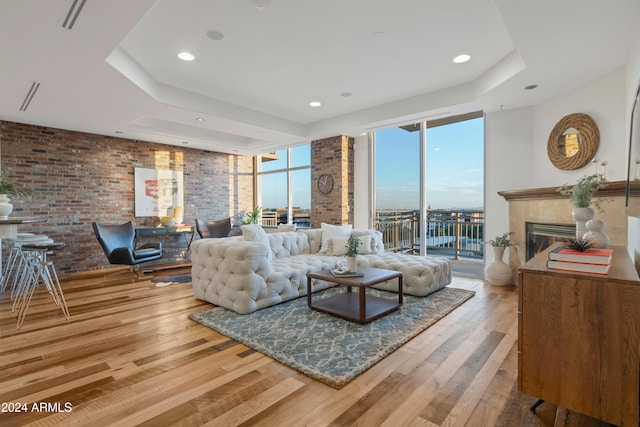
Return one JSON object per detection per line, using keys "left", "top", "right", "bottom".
{"left": 13, "top": 242, "right": 69, "bottom": 329}
{"left": 2, "top": 234, "right": 53, "bottom": 297}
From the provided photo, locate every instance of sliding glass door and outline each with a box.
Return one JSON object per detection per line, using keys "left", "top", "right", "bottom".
{"left": 373, "top": 112, "right": 484, "bottom": 259}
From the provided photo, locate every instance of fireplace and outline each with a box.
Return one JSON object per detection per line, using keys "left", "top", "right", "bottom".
{"left": 525, "top": 222, "right": 575, "bottom": 260}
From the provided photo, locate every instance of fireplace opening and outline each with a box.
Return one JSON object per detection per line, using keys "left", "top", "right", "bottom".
{"left": 525, "top": 222, "right": 576, "bottom": 260}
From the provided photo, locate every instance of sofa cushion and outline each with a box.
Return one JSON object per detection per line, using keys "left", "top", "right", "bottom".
{"left": 327, "top": 235, "right": 372, "bottom": 256}
{"left": 319, "top": 223, "right": 352, "bottom": 254}
{"left": 241, "top": 224, "right": 274, "bottom": 260}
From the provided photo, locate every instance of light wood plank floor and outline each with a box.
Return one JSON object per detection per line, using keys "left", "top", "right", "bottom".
{"left": 0, "top": 267, "right": 610, "bottom": 426}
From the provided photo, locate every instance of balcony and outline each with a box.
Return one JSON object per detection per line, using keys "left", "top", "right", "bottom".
{"left": 374, "top": 209, "right": 484, "bottom": 260}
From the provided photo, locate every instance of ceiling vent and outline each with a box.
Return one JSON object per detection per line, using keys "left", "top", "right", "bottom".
{"left": 62, "top": 0, "right": 86, "bottom": 30}
{"left": 20, "top": 82, "right": 40, "bottom": 112}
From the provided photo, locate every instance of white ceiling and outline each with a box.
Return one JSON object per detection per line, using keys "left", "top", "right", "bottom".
{"left": 0, "top": 0, "right": 638, "bottom": 156}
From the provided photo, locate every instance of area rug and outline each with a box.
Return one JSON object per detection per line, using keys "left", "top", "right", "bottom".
{"left": 189, "top": 286, "right": 474, "bottom": 389}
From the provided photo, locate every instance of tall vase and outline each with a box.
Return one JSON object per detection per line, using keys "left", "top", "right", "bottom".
{"left": 0, "top": 194, "right": 14, "bottom": 220}
{"left": 485, "top": 246, "right": 513, "bottom": 286}
{"left": 346, "top": 256, "right": 358, "bottom": 273}
{"left": 572, "top": 207, "right": 595, "bottom": 240}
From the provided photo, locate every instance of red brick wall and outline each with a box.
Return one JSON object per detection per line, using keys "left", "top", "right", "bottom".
{"left": 0, "top": 120, "right": 254, "bottom": 274}
{"left": 310, "top": 135, "right": 354, "bottom": 226}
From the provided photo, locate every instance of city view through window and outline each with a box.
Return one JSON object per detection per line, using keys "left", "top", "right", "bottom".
{"left": 258, "top": 114, "right": 485, "bottom": 260}
{"left": 375, "top": 115, "right": 485, "bottom": 259}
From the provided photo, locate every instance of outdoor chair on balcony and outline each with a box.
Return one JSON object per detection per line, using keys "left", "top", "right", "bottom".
{"left": 195, "top": 217, "right": 232, "bottom": 239}
{"left": 92, "top": 221, "right": 163, "bottom": 273}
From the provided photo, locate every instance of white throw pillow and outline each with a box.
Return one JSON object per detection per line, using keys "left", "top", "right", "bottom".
{"left": 320, "top": 223, "right": 353, "bottom": 254}
{"left": 277, "top": 223, "right": 297, "bottom": 232}
{"left": 241, "top": 224, "right": 274, "bottom": 260}
{"left": 327, "top": 235, "right": 372, "bottom": 256}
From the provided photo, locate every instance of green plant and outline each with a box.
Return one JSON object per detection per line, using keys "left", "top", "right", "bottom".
{"left": 242, "top": 206, "right": 262, "bottom": 224}
{"left": 557, "top": 174, "right": 606, "bottom": 210}
{"left": 0, "top": 176, "right": 34, "bottom": 198}
{"left": 486, "top": 232, "right": 515, "bottom": 247}
{"left": 345, "top": 235, "right": 361, "bottom": 257}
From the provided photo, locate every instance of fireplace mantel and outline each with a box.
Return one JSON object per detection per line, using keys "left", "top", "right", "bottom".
{"left": 500, "top": 180, "right": 633, "bottom": 265}
{"left": 498, "top": 180, "right": 639, "bottom": 201}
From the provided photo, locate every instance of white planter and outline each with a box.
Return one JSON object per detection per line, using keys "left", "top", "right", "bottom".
{"left": 346, "top": 256, "right": 358, "bottom": 273}
{"left": 0, "top": 194, "right": 14, "bottom": 220}
{"left": 572, "top": 207, "right": 595, "bottom": 240}
{"left": 485, "top": 246, "right": 513, "bottom": 286}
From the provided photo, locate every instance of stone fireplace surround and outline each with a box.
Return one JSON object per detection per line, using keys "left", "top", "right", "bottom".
{"left": 499, "top": 180, "right": 637, "bottom": 267}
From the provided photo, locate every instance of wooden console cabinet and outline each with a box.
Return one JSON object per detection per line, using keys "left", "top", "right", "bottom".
{"left": 518, "top": 245, "right": 640, "bottom": 426}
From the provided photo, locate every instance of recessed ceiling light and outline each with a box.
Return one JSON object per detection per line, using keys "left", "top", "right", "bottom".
{"left": 453, "top": 54, "right": 471, "bottom": 64}
{"left": 195, "top": 117, "right": 205, "bottom": 122}
{"left": 206, "top": 30, "right": 225, "bottom": 41}
{"left": 340, "top": 92, "right": 352, "bottom": 97}
{"left": 177, "top": 52, "right": 195, "bottom": 61}
{"left": 252, "top": 0, "right": 271, "bottom": 11}
{"left": 309, "top": 101, "right": 322, "bottom": 107}
{"left": 525, "top": 84, "right": 538, "bottom": 90}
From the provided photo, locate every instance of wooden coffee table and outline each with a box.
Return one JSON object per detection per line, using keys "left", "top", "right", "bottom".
{"left": 306, "top": 266, "right": 403, "bottom": 323}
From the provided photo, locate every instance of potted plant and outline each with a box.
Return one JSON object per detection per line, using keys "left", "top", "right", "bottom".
{"left": 557, "top": 174, "right": 606, "bottom": 239}
{"left": 0, "top": 175, "right": 34, "bottom": 220}
{"left": 242, "top": 206, "right": 262, "bottom": 225}
{"left": 485, "top": 232, "right": 515, "bottom": 286}
{"left": 345, "top": 235, "right": 361, "bottom": 273}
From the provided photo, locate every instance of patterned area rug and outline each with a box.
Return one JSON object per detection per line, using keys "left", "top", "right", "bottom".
{"left": 152, "top": 273, "right": 192, "bottom": 287}
{"left": 189, "top": 286, "right": 474, "bottom": 389}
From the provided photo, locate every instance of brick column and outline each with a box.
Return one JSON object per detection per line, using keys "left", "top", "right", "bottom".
{"left": 310, "top": 135, "right": 354, "bottom": 226}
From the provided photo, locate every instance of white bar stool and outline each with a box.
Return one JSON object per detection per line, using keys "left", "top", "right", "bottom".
{"left": 13, "top": 242, "right": 69, "bottom": 329}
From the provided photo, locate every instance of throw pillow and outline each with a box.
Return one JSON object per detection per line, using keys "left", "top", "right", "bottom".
{"left": 241, "top": 224, "right": 274, "bottom": 260}
{"left": 277, "top": 223, "right": 297, "bottom": 232}
{"left": 320, "top": 223, "right": 353, "bottom": 254}
{"left": 327, "top": 235, "right": 372, "bottom": 256}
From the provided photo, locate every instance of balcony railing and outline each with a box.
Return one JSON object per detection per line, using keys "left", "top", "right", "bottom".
{"left": 374, "top": 209, "right": 484, "bottom": 259}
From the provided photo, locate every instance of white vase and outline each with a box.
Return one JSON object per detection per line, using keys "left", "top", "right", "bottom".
{"left": 583, "top": 219, "right": 609, "bottom": 248}
{"left": 572, "top": 207, "right": 595, "bottom": 240}
{"left": 0, "top": 194, "right": 14, "bottom": 220}
{"left": 485, "top": 246, "right": 513, "bottom": 286}
{"left": 346, "top": 256, "right": 358, "bottom": 273}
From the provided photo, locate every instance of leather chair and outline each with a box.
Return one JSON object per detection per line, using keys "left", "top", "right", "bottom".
{"left": 195, "top": 217, "right": 231, "bottom": 239}
{"left": 92, "top": 221, "right": 162, "bottom": 269}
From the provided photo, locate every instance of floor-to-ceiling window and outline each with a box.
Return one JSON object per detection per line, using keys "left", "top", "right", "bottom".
{"left": 373, "top": 111, "right": 484, "bottom": 259}
{"left": 258, "top": 144, "right": 311, "bottom": 227}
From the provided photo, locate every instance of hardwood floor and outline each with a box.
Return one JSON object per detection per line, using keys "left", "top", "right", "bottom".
{"left": 0, "top": 267, "right": 610, "bottom": 426}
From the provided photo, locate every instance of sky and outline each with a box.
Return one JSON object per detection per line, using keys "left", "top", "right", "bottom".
{"left": 260, "top": 116, "right": 484, "bottom": 211}
{"left": 376, "top": 117, "right": 484, "bottom": 210}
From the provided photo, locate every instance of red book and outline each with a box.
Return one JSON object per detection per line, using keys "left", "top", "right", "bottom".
{"left": 548, "top": 247, "right": 613, "bottom": 265}
{"left": 547, "top": 259, "right": 611, "bottom": 275}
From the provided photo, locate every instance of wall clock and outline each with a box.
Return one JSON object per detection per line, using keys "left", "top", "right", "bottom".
{"left": 317, "top": 174, "right": 334, "bottom": 194}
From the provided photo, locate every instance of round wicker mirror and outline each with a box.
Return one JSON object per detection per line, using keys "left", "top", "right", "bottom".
{"left": 547, "top": 113, "right": 599, "bottom": 170}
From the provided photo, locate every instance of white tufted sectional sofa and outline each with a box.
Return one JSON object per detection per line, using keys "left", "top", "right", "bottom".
{"left": 191, "top": 227, "right": 451, "bottom": 314}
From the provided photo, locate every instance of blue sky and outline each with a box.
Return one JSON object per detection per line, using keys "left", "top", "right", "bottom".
{"left": 376, "top": 117, "right": 484, "bottom": 210}
{"left": 260, "top": 116, "right": 484, "bottom": 211}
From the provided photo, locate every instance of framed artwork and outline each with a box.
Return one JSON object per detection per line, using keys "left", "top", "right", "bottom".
{"left": 134, "top": 167, "right": 184, "bottom": 217}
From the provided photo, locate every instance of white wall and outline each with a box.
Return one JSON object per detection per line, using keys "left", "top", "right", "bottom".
{"left": 484, "top": 107, "right": 534, "bottom": 248}
{"left": 532, "top": 67, "right": 628, "bottom": 186}
{"left": 353, "top": 134, "right": 369, "bottom": 229}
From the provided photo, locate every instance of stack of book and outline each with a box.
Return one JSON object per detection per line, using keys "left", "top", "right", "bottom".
{"left": 547, "top": 246, "right": 613, "bottom": 274}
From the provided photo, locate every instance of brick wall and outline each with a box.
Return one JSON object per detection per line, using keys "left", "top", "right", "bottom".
{"left": 310, "top": 135, "right": 354, "bottom": 226}
{"left": 0, "top": 120, "right": 254, "bottom": 274}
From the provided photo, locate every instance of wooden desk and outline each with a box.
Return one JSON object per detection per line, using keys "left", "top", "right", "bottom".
{"left": 518, "top": 244, "right": 640, "bottom": 426}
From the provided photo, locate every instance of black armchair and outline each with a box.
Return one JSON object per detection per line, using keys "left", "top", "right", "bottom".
{"left": 195, "top": 217, "right": 231, "bottom": 239}
{"left": 92, "top": 221, "right": 162, "bottom": 269}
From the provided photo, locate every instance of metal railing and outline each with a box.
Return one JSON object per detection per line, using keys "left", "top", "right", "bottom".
{"left": 374, "top": 209, "right": 484, "bottom": 259}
